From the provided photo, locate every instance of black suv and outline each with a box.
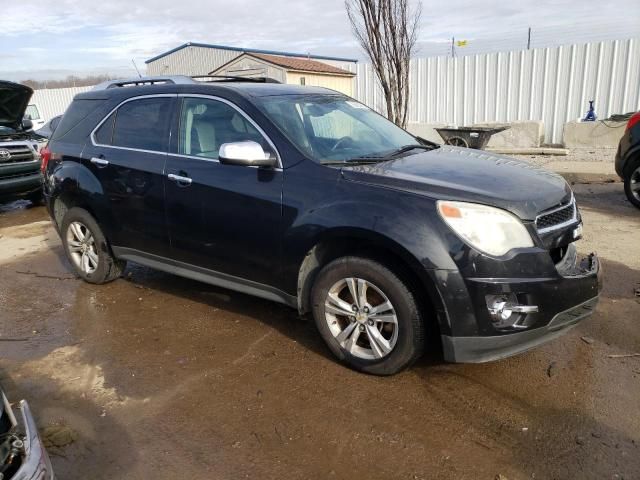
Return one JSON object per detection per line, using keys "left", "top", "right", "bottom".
{"left": 0, "top": 81, "right": 42, "bottom": 204}
{"left": 615, "top": 111, "right": 640, "bottom": 209}
{"left": 43, "top": 76, "right": 602, "bottom": 375}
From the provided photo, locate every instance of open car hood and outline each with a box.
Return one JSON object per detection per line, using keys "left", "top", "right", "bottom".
{"left": 0, "top": 81, "right": 33, "bottom": 130}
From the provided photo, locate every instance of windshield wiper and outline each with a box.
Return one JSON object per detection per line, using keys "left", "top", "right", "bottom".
{"left": 383, "top": 143, "right": 436, "bottom": 158}
{"left": 320, "top": 142, "right": 439, "bottom": 166}
{"left": 320, "top": 158, "right": 386, "bottom": 166}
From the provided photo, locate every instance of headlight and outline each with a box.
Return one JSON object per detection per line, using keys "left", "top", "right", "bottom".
{"left": 437, "top": 201, "right": 533, "bottom": 256}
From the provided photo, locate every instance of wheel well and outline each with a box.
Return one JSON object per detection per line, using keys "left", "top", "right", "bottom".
{"left": 297, "top": 236, "right": 444, "bottom": 339}
{"left": 623, "top": 153, "right": 640, "bottom": 178}
{"left": 52, "top": 194, "right": 98, "bottom": 229}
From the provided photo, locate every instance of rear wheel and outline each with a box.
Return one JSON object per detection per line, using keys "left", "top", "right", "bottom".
{"left": 624, "top": 160, "right": 640, "bottom": 209}
{"left": 311, "top": 256, "right": 425, "bottom": 375}
{"left": 26, "top": 189, "right": 44, "bottom": 206}
{"left": 61, "top": 207, "right": 126, "bottom": 284}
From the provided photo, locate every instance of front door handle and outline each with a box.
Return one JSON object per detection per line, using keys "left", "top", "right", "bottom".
{"left": 91, "top": 157, "right": 109, "bottom": 167}
{"left": 167, "top": 173, "right": 193, "bottom": 185}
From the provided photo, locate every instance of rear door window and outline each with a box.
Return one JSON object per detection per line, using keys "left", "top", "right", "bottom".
{"left": 111, "top": 97, "right": 172, "bottom": 152}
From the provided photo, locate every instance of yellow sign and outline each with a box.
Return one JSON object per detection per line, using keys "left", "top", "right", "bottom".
{"left": 456, "top": 40, "right": 468, "bottom": 47}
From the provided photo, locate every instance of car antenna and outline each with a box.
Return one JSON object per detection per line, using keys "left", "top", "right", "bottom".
{"left": 131, "top": 59, "right": 142, "bottom": 78}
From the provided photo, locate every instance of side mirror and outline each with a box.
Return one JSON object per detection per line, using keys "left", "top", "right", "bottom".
{"left": 22, "top": 118, "right": 33, "bottom": 130}
{"left": 218, "top": 141, "right": 277, "bottom": 167}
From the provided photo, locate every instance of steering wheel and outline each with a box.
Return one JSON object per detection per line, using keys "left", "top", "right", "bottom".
{"left": 330, "top": 136, "right": 356, "bottom": 152}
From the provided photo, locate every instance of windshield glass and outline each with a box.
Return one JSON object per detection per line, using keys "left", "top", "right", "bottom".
{"left": 256, "top": 94, "right": 418, "bottom": 163}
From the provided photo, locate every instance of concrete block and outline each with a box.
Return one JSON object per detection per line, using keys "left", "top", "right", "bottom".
{"left": 405, "top": 123, "right": 446, "bottom": 144}
{"left": 487, "top": 147, "right": 568, "bottom": 156}
{"left": 473, "top": 121, "right": 544, "bottom": 148}
{"left": 563, "top": 120, "right": 627, "bottom": 149}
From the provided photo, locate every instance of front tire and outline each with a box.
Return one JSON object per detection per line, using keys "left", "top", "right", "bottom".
{"left": 311, "top": 256, "right": 425, "bottom": 375}
{"left": 61, "top": 207, "right": 126, "bottom": 284}
{"left": 623, "top": 160, "right": 640, "bottom": 209}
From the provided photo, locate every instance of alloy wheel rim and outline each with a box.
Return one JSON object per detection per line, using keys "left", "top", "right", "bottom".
{"left": 631, "top": 166, "right": 640, "bottom": 201}
{"left": 324, "top": 277, "right": 398, "bottom": 360}
{"left": 66, "top": 221, "right": 99, "bottom": 274}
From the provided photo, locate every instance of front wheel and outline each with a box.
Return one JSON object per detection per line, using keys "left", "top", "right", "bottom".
{"left": 624, "top": 160, "right": 640, "bottom": 209}
{"left": 61, "top": 207, "right": 126, "bottom": 284}
{"left": 311, "top": 257, "right": 425, "bottom": 375}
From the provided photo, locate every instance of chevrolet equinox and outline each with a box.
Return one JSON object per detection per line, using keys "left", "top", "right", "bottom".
{"left": 42, "top": 76, "right": 602, "bottom": 375}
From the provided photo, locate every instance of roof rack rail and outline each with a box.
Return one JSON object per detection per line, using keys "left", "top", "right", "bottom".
{"left": 192, "top": 75, "right": 281, "bottom": 84}
{"left": 92, "top": 75, "right": 281, "bottom": 91}
{"left": 92, "top": 76, "right": 197, "bottom": 90}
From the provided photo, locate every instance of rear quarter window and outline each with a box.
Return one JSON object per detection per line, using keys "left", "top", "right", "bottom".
{"left": 51, "top": 99, "right": 108, "bottom": 141}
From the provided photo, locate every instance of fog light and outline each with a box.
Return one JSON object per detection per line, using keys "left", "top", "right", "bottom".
{"left": 486, "top": 294, "right": 538, "bottom": 329}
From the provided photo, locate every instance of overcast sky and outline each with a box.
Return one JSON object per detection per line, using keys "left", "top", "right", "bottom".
{"left": 1, "top": 0, "right": 638, "bottom": 81}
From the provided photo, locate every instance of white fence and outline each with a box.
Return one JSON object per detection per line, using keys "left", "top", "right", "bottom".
{"left": 354, "top": 38, "right": 640, "bottom": 144}
{"left": 30, "top": 86, "right": 92, "bottom": 123}
{"left": 30, "top": 38, "right": 640, "bottom": 145}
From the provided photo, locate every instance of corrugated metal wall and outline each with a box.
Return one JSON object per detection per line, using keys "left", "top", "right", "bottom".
{"left": 145, "top": 45, "right": 358, "bottom": 77}
{"left": 354, "top": 38, "right": 640, "bottom": 144}
{"left": 30, "top": 86, "right": 92, "bottom": 122}
{"left": 146, "top": 46, "right": 240, "bottom": 76}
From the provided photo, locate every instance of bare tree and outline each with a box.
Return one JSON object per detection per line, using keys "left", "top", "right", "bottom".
{"left": 346, "top": 0, "right": 421, "bottom": 128}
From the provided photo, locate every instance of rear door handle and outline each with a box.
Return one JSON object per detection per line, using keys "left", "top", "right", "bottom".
{"left": 167, "top": 173, "right": 192, "bottom": 185}
{"left": 91, "top": 157, "right": 109, "bottom": 167}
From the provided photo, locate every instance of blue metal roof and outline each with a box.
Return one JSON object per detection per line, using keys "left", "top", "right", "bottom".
{"left": 145, "top": 42, "right": 358, "bottom": 65}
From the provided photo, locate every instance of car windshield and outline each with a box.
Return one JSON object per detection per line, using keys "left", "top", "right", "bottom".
{"left": 256, "top": 94, "right": 421, "bottom": 164}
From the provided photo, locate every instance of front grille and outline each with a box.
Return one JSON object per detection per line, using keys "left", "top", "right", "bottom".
{"left": 536, "top": 197, "right": 577, "bottom": 233}
{"left": 0, "top": 145, "right": 36, "bottom": 164}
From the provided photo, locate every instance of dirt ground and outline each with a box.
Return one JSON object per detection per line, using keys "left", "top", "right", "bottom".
{"left": 0, "top": 182, "right": 639, "bottom": 480}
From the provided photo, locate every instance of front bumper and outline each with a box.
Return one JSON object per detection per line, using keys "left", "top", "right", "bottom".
{"left": 0, "top": 172, "right": 42, "bottom": 201}
{"left": 442, "top": 296, "right": 599, "bottom": 362}
{"left": 439, "top": 247, "right": 602, "bottom": 363}
{"left": 1, "top": 393, "right": 54, "bottom": 480}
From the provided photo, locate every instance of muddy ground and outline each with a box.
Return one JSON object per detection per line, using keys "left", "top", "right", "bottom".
{"left": 0, "top": 183, "right": 639, "bottom": 480}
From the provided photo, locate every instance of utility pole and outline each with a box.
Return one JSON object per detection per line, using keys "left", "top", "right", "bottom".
{"left": 527, "top": 27, "right": 531, "bottom": 50}
{"left": 451, "top": 37, "right": 455, "bottom": 58}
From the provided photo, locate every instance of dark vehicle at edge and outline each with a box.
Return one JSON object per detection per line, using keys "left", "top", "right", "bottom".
{"left": 615, "top": 111, "right": 640, "bottom": 209}
{"left": 0, "top": 81, "right": 42, "bottom": 204}
{"left": 42, "top": 76, "right": 602, "bottom": 375}
{"left": 34, "top": 115, "right": 62, "bottom": 140}
{"left": 1, "top": 386, "right": 54, "bottom": 479}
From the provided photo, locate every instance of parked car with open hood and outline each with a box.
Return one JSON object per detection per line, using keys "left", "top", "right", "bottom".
{"left": 1, "top": 386, "right": 54, "bottom": 479}
{"left": 43, "top": 76, "right": 602, "bottom": 375}
{"left": 0, "top": 81, "right": 42, "bottom": 204}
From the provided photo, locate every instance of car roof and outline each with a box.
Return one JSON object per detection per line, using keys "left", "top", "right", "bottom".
{"left": 75, "top": 80, "right": 343, "bottom": 103}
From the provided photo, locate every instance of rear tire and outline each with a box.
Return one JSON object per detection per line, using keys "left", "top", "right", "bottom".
{"left": 623, "top": 160, "right": 640, "bottom": 209}
{"left": 61, "top": 207, "right": 126, "bottom": 284}
{"left": 27, "top": 189, "right": 44, "bottom": 206}
{"left": 311, "top": 256, "right": 425, "bottom": 375}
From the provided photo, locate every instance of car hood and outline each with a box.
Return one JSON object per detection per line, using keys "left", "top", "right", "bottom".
{"left": 341, "top": 146, "right": 572, "bottom": 220}
{"left": 0, "top": 81, "right": 33, "bottom": 130}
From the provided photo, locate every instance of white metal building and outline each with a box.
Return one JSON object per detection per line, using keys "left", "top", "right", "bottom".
{"left": 145, "top": 42, "right": 358, "bottom": 75}
{"left": 210, "top": 52, "right": 356, "bottom": 95}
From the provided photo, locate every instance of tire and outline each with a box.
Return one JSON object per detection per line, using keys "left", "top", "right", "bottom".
{"left": 623, "top": 159, "right": 640, "bottom": 209}
{"left": 311, "top": 256, "right": 425, "bottom": 375}
{"left": 27, "top": 189, "right": 44, "bottom": 206}
{"left": 61, "top": 207, "right": 126, "bottom": 284}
